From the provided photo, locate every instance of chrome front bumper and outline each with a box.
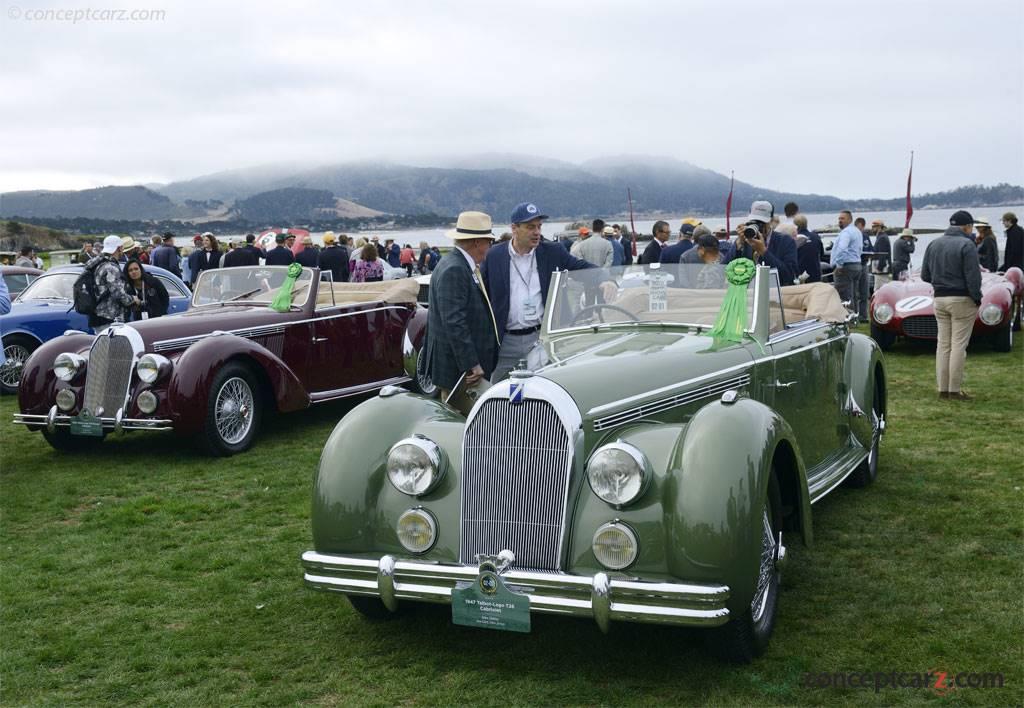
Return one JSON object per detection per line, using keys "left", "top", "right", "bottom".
{"left": 13, "top": 406, "right": 173, "bottom": 433}
{"left": 302, "top": 551, "right": 731, "bottom": 631}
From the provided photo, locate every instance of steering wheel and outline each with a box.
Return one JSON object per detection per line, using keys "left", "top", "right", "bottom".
{"left": 569, "top": 303, "right": 640, "bottom": 326}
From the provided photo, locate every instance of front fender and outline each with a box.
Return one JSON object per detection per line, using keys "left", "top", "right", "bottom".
{"left": 669, "top": 397, "right": 809, "bottom": 611}
{"left": 17, "top": 333, "right": 95, "bottom": 416}
{"left": 844, "top": 332, "right": 885, "bottom": 447}
{"left": 312, "top": 391, "right": 466, "bottom": 559}
{"left": 166, "top": 334, "right": 310, "bottom": 434}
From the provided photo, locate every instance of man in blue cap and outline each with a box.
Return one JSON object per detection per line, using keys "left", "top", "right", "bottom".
{"left": 482, "top": 201, "right": 597, "bottom": 382}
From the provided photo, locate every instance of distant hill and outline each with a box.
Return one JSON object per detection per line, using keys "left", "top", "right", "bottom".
{"left": 2, "top": 157, "right": 1021, "bottom": 223}
{"left": 0, "top": 185, "right": 195, "bottom": 221}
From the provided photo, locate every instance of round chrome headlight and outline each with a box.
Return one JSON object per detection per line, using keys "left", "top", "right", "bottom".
{"left": 396, "top": 508, "right": 437, "bottom": 553}
{"left": 872, "top": 302, "right": 894, "bottom": 325}
{"left": 137, "top": 390, "right": 159, "bottom": 414}
{"left": 587, "top": 442, "right": 650, "bottom": 507}
{"left": 979, "top": 303, "right": 1003, "bottom": 326}
{"left": 592, "top": 521, "right": 639, "bottom": 570}
{"left": 53, "top": 353, "right": 85, "bottom": 382}
{"left": 135, "top": 354, "right": 171, "bottom": 384}
{"left": 55, "top": 388, "right": 77, "bottom": 412}
{"left": 387, "top": 436, "right": 446, "bottom": 496}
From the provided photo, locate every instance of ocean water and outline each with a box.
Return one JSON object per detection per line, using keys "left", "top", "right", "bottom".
{"left": 239, "top": 204, "right": 1024, "bottom": 271}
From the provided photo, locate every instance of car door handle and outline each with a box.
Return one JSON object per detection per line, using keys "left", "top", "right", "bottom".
{"left": 771, "top": 380, "right": 798, "bottom": 388}
{"left": 312, "top": 337, "right": 328, "bottom": 343}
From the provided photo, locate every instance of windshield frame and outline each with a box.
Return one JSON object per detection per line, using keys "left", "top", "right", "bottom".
{"left": 543, "top": 264, "right": 780, "bottom": 342}
{"left": 190, "top": 266, "right": 316, "bottom": 309}
{"left": 14, "top": 271, "right": 76, "bottom": 303}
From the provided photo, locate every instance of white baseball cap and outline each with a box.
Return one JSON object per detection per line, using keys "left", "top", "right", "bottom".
{"left": 746, "top": 201, "right": 774, "bottom": 224}
{"left": 101, "top": 235, "right": 122, "bottom": 254}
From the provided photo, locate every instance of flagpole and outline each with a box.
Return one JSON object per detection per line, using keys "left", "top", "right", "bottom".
{"left": 905, "top": 151, "right": 914, "bottom": 228}
{"left": 726, "top": 171, "right": 734, "bottom": 234}
{"left": 627, "top": 188, "right": 638, "bottom": 257}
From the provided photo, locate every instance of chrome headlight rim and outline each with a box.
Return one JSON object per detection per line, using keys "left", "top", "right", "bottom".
{"left": 592, "top": 520, "right": 640, "bottom": 570}
{"left": 135, "top": 353, "right": 171, "bottom": 384}
{"left": 55, "top": 388, "right": 77, "bottom": 412}
{"left": 872, "top": 302, "right": 894, "bottom": 325}
{"left": 386, "top": 435, "right": 447, "bottom": 497}
{"left": 396, "top": 507, "right": 437, "bottom": 554}
{"left": 53, "top": 352, "right": 85, "bottom": 382}
{"left": 586, "top": 441, "right": 652, "bottom": 508}
{"left": 137, "top": 390, "right": 159, "bottom": 415}
{"left": 979, "top": 303, "right": 1003, "bottom": 326}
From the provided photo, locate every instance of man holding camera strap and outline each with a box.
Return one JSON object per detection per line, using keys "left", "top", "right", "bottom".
{"left": 727, "top": 200, "right": 799, "bottom": 285}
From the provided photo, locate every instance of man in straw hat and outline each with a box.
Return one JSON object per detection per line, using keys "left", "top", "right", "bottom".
{"left": 424, "top": 211, "right": 501, "bottom": 398}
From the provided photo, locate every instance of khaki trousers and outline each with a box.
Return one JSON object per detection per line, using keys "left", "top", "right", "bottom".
{"left": 934, "top": 296, "right": 977, "bottom": 393}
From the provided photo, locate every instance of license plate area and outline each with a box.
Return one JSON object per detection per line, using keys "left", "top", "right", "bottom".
{"left": 451, "top": 567, "right": 530, "bottom": 633}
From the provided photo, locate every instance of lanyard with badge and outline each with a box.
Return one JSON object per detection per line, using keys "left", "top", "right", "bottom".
{"left": 511, "top": 251, "right": 540, "bottom": 321}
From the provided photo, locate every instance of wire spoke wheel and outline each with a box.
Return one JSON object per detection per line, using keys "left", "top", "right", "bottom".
{"left": 214, "top": 376, "right": 255, "bottom": 445}
{"left": 751, "top": 508, "right": 777, "bottom": 623}
{"left": 0, "top": 341, "right": 32, "bottom": 390}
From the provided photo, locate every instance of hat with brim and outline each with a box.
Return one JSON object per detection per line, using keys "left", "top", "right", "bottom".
{"left": 899, "top": 228, "right": 916, "bottom": 238}
{"left": 322, "top": 232, "right": 337, "bottom": 244}
{"left": 101, "top": 234, "right": 122, "bottom": 254}
{"left": 447, "top": 211, "right": 495, "bottom": 241}
{"left": 602, "top": 226, "right": 616, "bottom": 236}
{"left": 974, "top": 219, "right": 991, "bottom": 229}
{"left": 746, "top": 200, "right": 774, "bottom": 223}
{"left": 121, "top": 236, "right": 139, "bottom": 251}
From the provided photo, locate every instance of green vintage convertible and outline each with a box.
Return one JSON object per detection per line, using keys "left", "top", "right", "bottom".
{"left": 302, "top": 263, "right": 886, "bottom": 662}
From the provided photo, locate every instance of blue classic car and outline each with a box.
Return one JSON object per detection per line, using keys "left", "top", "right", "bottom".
{"left": 0, "top": 264, "right": 191, "bottom": 393}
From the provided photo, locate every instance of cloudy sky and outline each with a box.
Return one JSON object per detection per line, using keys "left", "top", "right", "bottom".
{"left": 2, "top": 0, "right": 1021, "bottom": 198}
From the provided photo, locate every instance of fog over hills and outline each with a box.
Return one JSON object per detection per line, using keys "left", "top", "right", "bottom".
{"left": 2, "top": 155, "right": 1020, "bottom": 224}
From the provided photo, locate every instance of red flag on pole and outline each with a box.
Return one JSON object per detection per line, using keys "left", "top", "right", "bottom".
{"left": 725, "top": 171, "right": 734, "bottom": 234}
{"left": 627, "top": 188, "right": 638, "bottom": 257}
{"left": 905, "top": 152, "right": 914, "bottom": 228}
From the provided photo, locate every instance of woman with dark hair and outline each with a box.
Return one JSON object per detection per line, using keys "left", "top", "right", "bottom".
{"left": 123, "top": 259, "right": 169, "bottom": 320}
{"left": 975, "top": 222, "right": 999, "bottom": 272}
{"left": 188, "top": 232, "right": 222, "bottom": 287}
{"left": 350, "top": 243, "right": 384, "bottom": 283}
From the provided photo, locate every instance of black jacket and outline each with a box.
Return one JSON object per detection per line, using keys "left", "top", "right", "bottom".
{"left": 296, "top": 247, "right": 320, "bottom": 268}
{"left": 892, "top": 237, "right": 915, "bottom": 278}
{"left": 188, "top": 248, "right": 221, "bottom": 286}
{"left": 620, "top": 235, "right": 634, "bottom": 266}
{"left": 1001, "top": 223, "right": 1023, "bottom": 271}
{"left": 265, "top": 246, "right": 294, "bottom": 266}
{"left": 318, "top": 245, "right": 350, "bottom": 282}
{"left": 872, "top": 234, "right": 892, "bottom": 272}
{"left": 640, "top": 239, "right": 664, "bottom": 265}
{"left": 223, "top": 247, "right": 259, "bottom": 268}
{"left": 126, "top": 272, "right": 169, "bottom": 320}
{"left": 977, "top": 237, "right": 999, "bottom": 272}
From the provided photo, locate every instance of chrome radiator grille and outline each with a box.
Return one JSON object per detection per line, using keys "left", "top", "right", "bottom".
{"left": 83, "top": 334, "right": 135, "bottom": 416}
{"left": 903, "top": 315, "right": 938, "bottom": 339}
{"left": 460, "top": 399, "right": 571, "bottom": 571}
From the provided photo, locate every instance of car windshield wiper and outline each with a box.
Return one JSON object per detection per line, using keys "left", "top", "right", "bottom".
{"left": 223, "top": 288, "right": 263, "bottom": 303}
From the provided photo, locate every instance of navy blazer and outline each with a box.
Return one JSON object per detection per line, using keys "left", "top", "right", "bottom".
{"left": 728, "top": 231, "right": 799, "bottom": 285}
{"left": 660, "top": 239, "right": 694, "bottom": 264}
{"left": 481, "top": 240, "right": 594, "bottom": 340}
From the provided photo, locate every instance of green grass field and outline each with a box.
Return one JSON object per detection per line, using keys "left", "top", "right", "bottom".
{"left": 1, "top": 336, "right": 1021, "bottom": 706}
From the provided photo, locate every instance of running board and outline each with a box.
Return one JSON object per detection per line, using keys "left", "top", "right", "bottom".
{"left": 807, "top": 446, "right": 869, "bottom": 503}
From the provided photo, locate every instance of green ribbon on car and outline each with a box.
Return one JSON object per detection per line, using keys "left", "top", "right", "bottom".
{"left": 269, "top": 263, "right": 303, "bottom": 312}
{"left": 707, "top": 258, "right": 755, "bottom": 342}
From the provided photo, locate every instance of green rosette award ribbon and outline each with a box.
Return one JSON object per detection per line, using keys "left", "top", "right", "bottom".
{"left": 707, "top": 258, "right": 756, "bottom": 342}
{"left": 269, "top": 263, "right": 303, "bottom": 312}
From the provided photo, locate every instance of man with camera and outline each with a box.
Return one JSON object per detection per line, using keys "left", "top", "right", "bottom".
{"left": 727, "top": 201, "right": 798, "bottom": 285}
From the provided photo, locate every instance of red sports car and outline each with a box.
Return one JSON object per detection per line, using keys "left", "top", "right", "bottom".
{"left": 14, "top": 266, "right": 432, "bottom": 455}
{"left": 868, "top": 267, "right": 1023, "bottom": 352}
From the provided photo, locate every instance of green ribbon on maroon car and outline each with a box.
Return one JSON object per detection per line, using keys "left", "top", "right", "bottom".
{"left": 269, "top": 263, "right": 303, "bottom": 312}
{"left": 707, "top": 258, "right": 755, "bottom": 342}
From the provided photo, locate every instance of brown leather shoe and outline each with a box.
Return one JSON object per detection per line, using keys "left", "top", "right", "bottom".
{"left": 938, "top": 392, "right": 949, "bottom": 399}
{"left": 948, "top": 391, "right": 973, "bottom": 401}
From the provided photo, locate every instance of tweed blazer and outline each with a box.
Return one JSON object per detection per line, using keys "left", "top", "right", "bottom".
{"left": 424, "top": 251, "right": 498, "bottom": 390}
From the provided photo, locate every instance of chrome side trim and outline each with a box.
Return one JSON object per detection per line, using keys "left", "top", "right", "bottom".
{"left": 152, "top": 305, "right": 412, "bottom": 352}
{"left": 308, "top": 375, "right": 411, "bottom": 403}
{"left": 806, "top": 446, "right": 869, "bottom": 502}
{"left": 13, "top": 412, "right": 173, "bottom": 431}
{"left": 301, "top": 551, "right": 731, "bottom": 629}
{"left": 586, "top": 334, "right": 846, "bottom": 417}
{"left": 593, "top": 373, "right": 751, "bottom": 431}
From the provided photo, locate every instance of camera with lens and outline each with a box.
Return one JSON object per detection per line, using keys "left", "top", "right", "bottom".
{"left": 742, "top": 222, "right": 764, "bottom": 240}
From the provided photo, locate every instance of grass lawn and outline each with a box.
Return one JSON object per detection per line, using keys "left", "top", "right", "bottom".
{"left": 1, "top": 334, "right": 1021, "bottom": 705}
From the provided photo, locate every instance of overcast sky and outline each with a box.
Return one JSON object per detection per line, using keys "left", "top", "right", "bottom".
{"left": 1, "top": 0, "right": 1021, "bottom": 199}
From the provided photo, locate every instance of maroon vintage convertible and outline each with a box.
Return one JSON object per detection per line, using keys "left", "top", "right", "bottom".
{"left": 868, "top": 267, "right": 1023, "bottom": 352}
{"left": 14, "top": 266, "right": 432, "bottom": 455}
